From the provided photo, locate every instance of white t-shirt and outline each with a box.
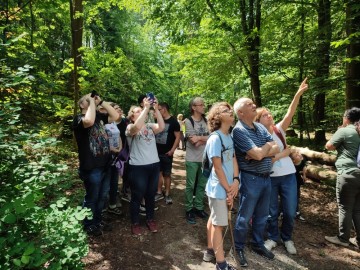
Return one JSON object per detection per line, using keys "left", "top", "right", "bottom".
{"left": 126, "top": 123, "right": 160, "bottom": 166}
{"left": 271, "top": 124, "right": 296, "bottom": 177}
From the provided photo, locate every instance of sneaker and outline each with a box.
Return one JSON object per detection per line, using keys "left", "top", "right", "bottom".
{"left": 99, "top": 221, "right": 113, "bottom": 232}
{"left": 107, "top": 206, "right": 122, "bottom": 215}
{"left": 284, "top": 240, "right": 297, "bottom": 255}
{"left": 296, "top": 212, "right": 305, "bottom": 221}
{"left": 146, "top": 219, "right": 158, "bottom": 233}
{"left": 264, "top": 239, "right": 277, "bottom": 251}
{"left": 251, "top": 245, "right": 275, "bottom": 260}
{"left": 349, "top": 237, "right": 359, "bottom": 248}
{"left": 193, "top": 208, "right": 209, "bottom": 219}
{"left": 155, "top": 193, "right": 164, "bottom": 201}
{"left": 85, "top": 225, "right": 103, "bottom": 237}
{"left": 216, "top": 263, "right": 237, "bottom": 270}
{"left": 139, "top": 204, "right": 159, "bottom": 216}
{"left": 131, "top": 223, "right": 142, "bottom": 236}
{"left": 121, "top": 192, "right": 131, "bottom": 202}
{"left": 325, "top": 235, "right": 349, "bottom": 247}
{"left": 237, "top": 249, "right": 248, "bottom": 267}
{"left": 186, "top": 210, "right": 196, "bottom": 224}
{"left": 202, "top": 249, "right": 215, "bottom": 262}
{"left": 165, "top": 195, "right": 173, "bottom": 205}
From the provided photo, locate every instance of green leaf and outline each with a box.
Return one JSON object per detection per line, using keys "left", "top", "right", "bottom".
{"left": 13, "top": 259, "right": 21, "bottom": 266}
{"left": 3, "top": 213, "right": 16, "bottom": 224}
{"left": 23, "top": 243, "right": 35, "bottom": 256}
{"left": 21, "top": 255, "right": 30, "bottom": 264}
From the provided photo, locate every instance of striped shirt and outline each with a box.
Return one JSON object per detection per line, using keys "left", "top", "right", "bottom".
{"left": 232, "top": 120, "right": 274, "bottom": 174}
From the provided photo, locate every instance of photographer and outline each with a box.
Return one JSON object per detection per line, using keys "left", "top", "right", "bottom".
{"left": 126, "top": 96, "right": 165, "bottom": 235}
{"left": 73, "top": 92, "right": 120, "bottom": 237}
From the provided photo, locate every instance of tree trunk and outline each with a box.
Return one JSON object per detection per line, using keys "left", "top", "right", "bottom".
{"left": 305, "top": 164, "right": 337, "bottom": 187}
{"left": 294, "top": 146, "right": 336, "bottom": 165}
{"left": 240, "top": 0, "right": 262, "bottom": 107}
{"left": 314, "top": 0, "right": 331, "bottom": 144}
{"left": 345, "top": 0, "right": 360, "bottom": 108}
{"left": 69, "top": 0, "right": 83, "bottom": 117}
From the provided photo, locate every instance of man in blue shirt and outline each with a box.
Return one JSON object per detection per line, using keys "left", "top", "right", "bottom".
{"left": 232, "top": 98, "right": 279, "bottom": 267}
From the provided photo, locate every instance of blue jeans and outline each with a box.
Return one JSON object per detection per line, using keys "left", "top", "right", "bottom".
{"left": 234, "top": 172, "right": 271, "bottom": 250}
{"left": 129, "top": 162, "right": 160, "bottom": 224}
{"left": 109, "top": 166, "right": 119, "bottom": 206}
{"left": 79, "top": 167, "right": 111, "bottom": 228}
{"left": 267, "top": 173, "right": 297, "bottom": 242}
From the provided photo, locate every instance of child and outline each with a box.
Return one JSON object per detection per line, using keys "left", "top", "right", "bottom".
{"left": 290, "top": 149, "right": 307, "bottom": 221}
{"left": 202, "top": 102, "right": 239, "bottom": 270}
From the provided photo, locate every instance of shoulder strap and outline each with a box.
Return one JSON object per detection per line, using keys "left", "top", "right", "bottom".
{"left": 189, "top": 115, "right": 207, "bottom": 128}
{"left": 273, "top": 125, "right": 286, "bottom": 149}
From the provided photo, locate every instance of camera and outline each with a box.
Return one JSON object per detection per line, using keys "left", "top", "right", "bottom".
{"left": 146, "top": 92, "right": 155, "bottom": 104}
{"left": 91, "top": 90, "right": 99, "bottom": 98}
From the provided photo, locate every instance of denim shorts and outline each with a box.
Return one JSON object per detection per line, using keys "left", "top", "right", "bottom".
{"left": 159, "top": 154, "right": 173, "bottom": 176}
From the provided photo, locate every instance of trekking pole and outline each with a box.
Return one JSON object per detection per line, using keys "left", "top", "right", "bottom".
{"left": 228, "top": 205, "right": 241, "bottom": 269}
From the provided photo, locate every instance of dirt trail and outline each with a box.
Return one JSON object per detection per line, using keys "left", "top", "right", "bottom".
{"left": 84, "top": 149, "right": 360, "bottom": 270}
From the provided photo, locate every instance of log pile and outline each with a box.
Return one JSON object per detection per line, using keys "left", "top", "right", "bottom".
{"left": 293, "top": 147, "right": 337, "bottom": 186}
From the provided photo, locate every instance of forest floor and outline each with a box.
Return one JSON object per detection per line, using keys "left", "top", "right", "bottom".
{"left": 83, "top": 149, "right": 360, "bottom": 270}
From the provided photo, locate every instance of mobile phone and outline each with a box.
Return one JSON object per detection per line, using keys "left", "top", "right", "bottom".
{"left": 146, "top": 92, "right": 155, "bottom": 104}
{"left": 91, "top": 90, "right": 99, "bottom": 98}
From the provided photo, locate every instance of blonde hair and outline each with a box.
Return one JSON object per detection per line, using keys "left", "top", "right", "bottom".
{"left": 255, "top": 107, "right": 270, "bottom": 122}
{"left": 127, "top": 105, "right": 141, "bottom": 123}
{"left": 177, "top": 114, "right": 183, "bottom": 121}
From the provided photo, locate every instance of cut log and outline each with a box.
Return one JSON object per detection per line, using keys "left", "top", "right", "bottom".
{"left": 304, "top": 164, "right": 337, "bottom": 187}
{"left": 293, "top": 147, "right": 336, "bottom": 166}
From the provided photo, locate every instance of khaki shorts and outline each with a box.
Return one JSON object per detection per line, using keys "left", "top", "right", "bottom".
{"left": 208, "top": 197, "right": 228, "bottom": 226}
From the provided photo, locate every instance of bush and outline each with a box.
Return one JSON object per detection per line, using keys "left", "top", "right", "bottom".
{"left": 0, "top": 101, "right": 90, "bottom": 269}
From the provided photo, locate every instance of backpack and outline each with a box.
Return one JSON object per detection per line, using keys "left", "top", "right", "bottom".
{"left": 105, "top": 122, "right": 121, "bottom": 153}
{"left": 202, "top": 131, "right": 226, "bottom": 178}
{"left": 112, "top": 137, "right": 133, "bottom": 176}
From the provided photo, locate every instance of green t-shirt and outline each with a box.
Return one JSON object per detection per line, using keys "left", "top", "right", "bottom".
{"left": 329, "top": 124, "right": 360, "bottom": 174}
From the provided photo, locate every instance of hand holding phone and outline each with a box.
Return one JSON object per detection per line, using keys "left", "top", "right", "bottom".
{"left": 146, "top": 92, "right": 155, "bottom": 104}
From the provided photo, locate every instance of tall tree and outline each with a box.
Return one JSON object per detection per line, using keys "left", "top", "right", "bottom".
{"left": 69, "top": 0, "right": 83, "bottom": 116}
{"left": 344, "top": 0, "right": 360, "bottom": 108}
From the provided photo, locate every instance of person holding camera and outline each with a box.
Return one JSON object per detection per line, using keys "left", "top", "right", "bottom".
{"left": 73, "top": 92, "right": 120, "bottom": 237}
{"left": 126, "top": 96, "right": 165, "bottom": 235}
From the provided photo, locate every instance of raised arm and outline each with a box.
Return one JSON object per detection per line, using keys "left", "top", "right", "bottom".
{"left": 279, "top": 77, "right": 308, "bottom": 131}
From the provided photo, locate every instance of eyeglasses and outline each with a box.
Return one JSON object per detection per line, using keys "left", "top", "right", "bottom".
{"left": 158, "top": 108, "right": 163, "bottom": 111}
{"left": 261, "top": 113, "right": 272, "bottom": 118}
{"left": 221, "top": 109, "right": 234, "bottom": 114}
{"left": 194, "top": 104, "right": 205, "bottom": 107}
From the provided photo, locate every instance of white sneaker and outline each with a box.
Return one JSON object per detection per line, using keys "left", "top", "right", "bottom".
{"left": 264, "top": 239, "right": 277, "bottom": 251}
{"left": 325, "top": 235, "right": 349, "bottom": 247}
{"left": 284, "top": 240, "right": 297, "bottom": 255}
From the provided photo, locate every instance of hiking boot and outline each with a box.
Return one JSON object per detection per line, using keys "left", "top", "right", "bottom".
{"left": 264, "top": 239, "right": 277, "bottom": 251}
{"left": 165, "top": 195, "right": 173, "bottom": 205}
{"left": 155, "top": 193, "right": 164, "bottom": 201}
{"left": 186, "top": 210, "right": 196, "bottom": 224}
{"left": 146, "top": 219, "right": 158, "bottom": 233}
{"left": 193, "top": 208, "right": 209, "bottom": 219}
{"left": 131, "top": 223, "right": 142, "bottom": 236}
{"left": 107, "top": 206, "right": 122, "bottom": 215}
{"left": 203, "top": 249, "right": 215, "bottom": 262}
{"left": 237, "top": 249, "right": 248, "bottom": 267}
{"left": 284, "top": 240, "right": 297, "bottom": 255}
{"left": 296, "top": 212, "right": 305, "bottom": 221}
{"left": 85, "top": 225, "right": 103, "bottom": 237}
{"left": 325, "top": 235, "right": 349, "bottom": 247}
{"left": 251, "top": 245, "right": 275, "bottom": 260}
{"left": 216, "top": 263, "right": 237, "bottom": 270}
{"left": 99, "top": 221, "right": 112, "bottom": 232}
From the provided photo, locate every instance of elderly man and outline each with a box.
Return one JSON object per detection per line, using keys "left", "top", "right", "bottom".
{"left": 232, "top": 98, "right": 279, "bottom": 267}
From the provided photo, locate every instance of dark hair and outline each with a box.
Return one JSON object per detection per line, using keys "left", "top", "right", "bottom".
{"left": 344, "top": 107, "right": 360, "bottom": 123}
{"left": 137, "top": 94, "right": 146, "bottom": 105}
{"left": 158, "top": 102, "right": 170, "bottom": 111}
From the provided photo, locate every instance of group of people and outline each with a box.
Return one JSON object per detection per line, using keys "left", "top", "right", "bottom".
{"left": 73, "top": 77, "right": 360, "bottom": 270}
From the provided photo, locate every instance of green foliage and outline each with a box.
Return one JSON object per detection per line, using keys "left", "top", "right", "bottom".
{"left": 0, "top": 101, "right": 89, "bottom": 269}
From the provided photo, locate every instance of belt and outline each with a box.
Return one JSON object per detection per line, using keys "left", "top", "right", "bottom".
{"left": 241, "top": 169, "right": 272, "bottom": 178}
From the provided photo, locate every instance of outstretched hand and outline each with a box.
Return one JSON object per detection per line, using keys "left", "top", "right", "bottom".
{"left": 297, "top": 77, "right": 308, "bottom": 95}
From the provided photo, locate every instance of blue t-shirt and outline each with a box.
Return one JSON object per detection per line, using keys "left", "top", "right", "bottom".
{"left": 205, "top": 131, "right": 235, "bottom": 200}
{"left": 232, "top": 120, "right": 273, "bottom": 174}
